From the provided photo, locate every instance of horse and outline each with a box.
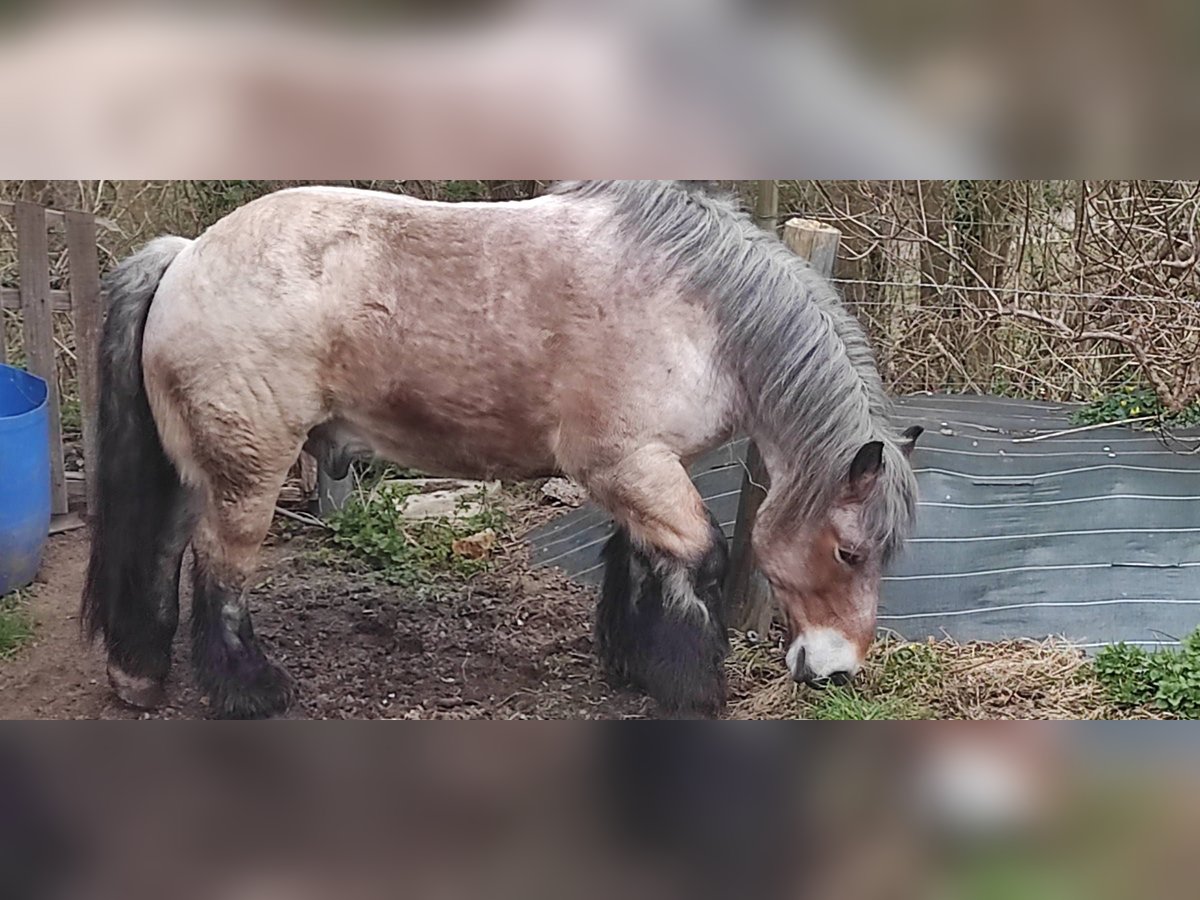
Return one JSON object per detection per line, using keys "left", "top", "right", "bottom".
{"left": 81, "top": 180, "right": 921, "bottom": 719}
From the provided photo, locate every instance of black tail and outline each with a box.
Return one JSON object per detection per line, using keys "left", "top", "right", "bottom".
{"left": 82, "top": 237, "right": 194, "bottom": 705}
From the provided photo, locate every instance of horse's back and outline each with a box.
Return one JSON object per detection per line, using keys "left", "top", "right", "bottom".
{"left": 147, "top": 185, "right": 582, "bottom": 350}
{"left": 141, "top": 185, "right": 735, "bottom": 481}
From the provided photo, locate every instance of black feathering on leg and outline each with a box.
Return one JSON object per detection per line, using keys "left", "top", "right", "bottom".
{"left": 596, "top": 511, "right": 731, "bottom": 718}
{"left": 597, "top": 526, "right": 645, "bottom": 687}
{"left": 190, "top": 553, "right": 293, "bottom": 719}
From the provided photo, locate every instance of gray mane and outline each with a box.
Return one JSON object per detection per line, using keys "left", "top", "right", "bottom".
{"left": 553, "top": 180, "right": 917, "bottom": 557}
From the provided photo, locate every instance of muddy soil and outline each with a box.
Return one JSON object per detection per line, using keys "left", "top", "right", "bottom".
{"left": 0, "top": 523, "right": 653, "bottom": 720}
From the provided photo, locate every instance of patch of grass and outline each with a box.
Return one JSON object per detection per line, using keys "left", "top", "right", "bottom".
{"left": 0, "top": 591, "right": 34, "bottom": 659}
{"left": 326, "top": 480, "right": 506, "bottom": 586}
{"left": 731, "top": 634, "right": 1137, "bottom": 720}
{"left": 1072, "top": 384, "right": 1200, "bottom": 429}
{"left": 727, "top": 634, "right": 939, "bottom": 719}
{"left": 802, "top": 641, "right": 940, "bottom": 719}
{"left": 806, "top": 684, "right": 931, "bottom": 720}
{"left": 1094, "top": 629, "right": 1200, "bottom": 718}
{"left": 877, "top": 640, "right": 945, "bottom": 693}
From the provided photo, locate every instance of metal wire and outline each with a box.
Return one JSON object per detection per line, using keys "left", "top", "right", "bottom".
{"left": 829, "top": 277, "right": 1200, "bottom": 307}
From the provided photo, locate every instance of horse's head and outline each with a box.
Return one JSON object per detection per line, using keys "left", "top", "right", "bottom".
{"left": 753, "top": 426, "right": 922, "bottom": 687}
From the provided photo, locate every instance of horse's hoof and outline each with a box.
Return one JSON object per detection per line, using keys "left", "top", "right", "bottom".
{"left": 656, "top": 693, "right": 727, "bottom": 720}
{"left": 663, "top": 706, "right": 724, "bottom": 721}
{"left": 210, "top": 663, "right": 295, "bottom": 719}
{"left": 646, "top": 670, "right": 728, "bottom": 720}
{"left": 108, "top": 665, "right": 167, "bottom": 710}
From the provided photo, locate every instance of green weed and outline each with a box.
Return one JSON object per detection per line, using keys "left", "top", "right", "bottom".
{"left": 0, "top": 591, "right": 34, "bottom": 659}
{"left": 1092, "top": 642, "right": 1155, "bottom": 707}
{"left": 1093, "top": 628, "right": 1200, "bottom": 717}
{"left": 1072, "top": 385, "right": 1200, "bottom": 429}
{"left": 877, "top": 641, "right": 944, "bottom": 693}
{"left": 326, "top": 481, "right": 506, "bottom": 586}
{"left": 58, "top": 395, "right": 81, "bottom": 434}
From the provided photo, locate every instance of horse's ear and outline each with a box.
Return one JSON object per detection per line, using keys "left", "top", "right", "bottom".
{"left": 900, "top": 425, "right": 924, "bottom": 459}
{"left": 848, "top": 440, "right": 885, "bottom": 493}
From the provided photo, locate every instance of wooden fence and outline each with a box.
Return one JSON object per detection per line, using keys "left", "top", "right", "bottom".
{"left": 0, "top": 200, "right": 102, "bottom": 526}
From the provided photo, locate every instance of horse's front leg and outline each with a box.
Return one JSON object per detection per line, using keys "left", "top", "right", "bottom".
{"left": 586, "top": 449, "right": 730, "bottom": 718}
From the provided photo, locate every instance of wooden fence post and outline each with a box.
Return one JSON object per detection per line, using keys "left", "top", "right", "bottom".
{"left": 783, "top": 217, "right": 841, "bottom": 278}
{"left": 65, "top": 210, "right": 102, "bottom": 514}
{"left": 725, "top": 214, "right": 843, "bottom": 635}
{"left": 724, "top": 181, "right": 779, "bottom": 634}
{"left": 752, "top": 179, "right": 778, "bottom": 232}
{"left": 16, "top": 201, "right": 68, "bottom": 516}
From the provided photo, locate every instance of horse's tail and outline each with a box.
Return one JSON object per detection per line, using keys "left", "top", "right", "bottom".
{"left": 82, "top": 237, "right": 193, "bottom": 661}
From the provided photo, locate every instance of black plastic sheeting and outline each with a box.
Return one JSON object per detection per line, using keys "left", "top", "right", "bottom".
{"left": 527, "top": 394, "right": 1200, "bottom": 650}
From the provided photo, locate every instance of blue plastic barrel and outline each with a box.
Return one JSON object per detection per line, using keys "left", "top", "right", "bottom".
{"left": 0, "top": 364, "right": 51, "bottom": 596}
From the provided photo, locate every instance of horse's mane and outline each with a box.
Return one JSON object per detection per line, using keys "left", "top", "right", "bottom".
{"left": 552, "top": 180, "right": 916, "bottom": 557}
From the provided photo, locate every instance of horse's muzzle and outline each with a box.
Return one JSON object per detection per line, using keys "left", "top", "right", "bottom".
{"left": 790, "top": 647, "right": 854, "bottom": 689}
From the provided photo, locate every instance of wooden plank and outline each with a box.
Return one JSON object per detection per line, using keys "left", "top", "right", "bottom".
{"left": 0, "top": 199, "right": 65, "bottom": 226}
{"left": 0, "top": 288, "right": 72, "bottom": 311}
{"left": 723, "top": 442, "right": 773, "bottom": 634}
{"left": 725, "top": 182, "right": 781, "bottom": 633}
{"left": 49, "top": 511, "right": 87, "bottom": 535}
{"left": 16, "top": 201, "right": 68, "bottom": 515}
{"left": 725, "top": 207, "right": 843, "bottom": 634}
{"left": 66, "top": 210, "right": 102, "bottom": 513}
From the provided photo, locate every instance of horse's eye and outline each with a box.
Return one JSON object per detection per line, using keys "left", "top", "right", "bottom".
{"left": 836, "top": 547, "right": 863, "bottom": 568}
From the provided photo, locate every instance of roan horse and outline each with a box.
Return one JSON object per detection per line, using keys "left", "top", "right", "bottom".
{"left": 82, "top": 181, "right": 921, "bottom": 718}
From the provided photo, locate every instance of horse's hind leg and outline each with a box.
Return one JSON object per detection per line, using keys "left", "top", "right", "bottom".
{"left": 189, "top": 475, "right": 294, "bottom": 718}
{"left": 103, "top": 484, "right": 196, "bottom": 708}
{"left": 588, "top": 450, "right": 730, "bottom": 718}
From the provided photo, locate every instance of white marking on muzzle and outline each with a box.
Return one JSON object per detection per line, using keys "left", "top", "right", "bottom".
{"left": 785, "top": 638, "right": 805, "bottom": 678}
{"left": 787, "top": 628, "right": 861, "bottom": 680}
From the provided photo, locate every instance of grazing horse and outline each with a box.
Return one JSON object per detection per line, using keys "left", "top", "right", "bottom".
{"left": 82, "top": 181, "right": 920, "bottom": 718}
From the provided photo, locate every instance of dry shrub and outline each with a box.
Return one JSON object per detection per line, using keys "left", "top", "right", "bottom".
{"left": 780, "top": 180, "right": 1200, "bottom": 411}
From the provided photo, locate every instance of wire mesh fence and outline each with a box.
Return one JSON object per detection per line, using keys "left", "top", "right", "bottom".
{"left": 777, "top": 180, "right": 1200, "bottom": 410}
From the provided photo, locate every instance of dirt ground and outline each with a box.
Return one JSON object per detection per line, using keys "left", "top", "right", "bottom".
{"left": 0, "top": 503, "right": 1147, "bottom": 721}
{"left": 0, "top": 520, "right": 655, "bottom": 720}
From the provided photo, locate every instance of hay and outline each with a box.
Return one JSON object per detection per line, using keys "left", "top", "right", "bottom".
{"left": 727, "top": 630, "right": 1163, "bottom": 720}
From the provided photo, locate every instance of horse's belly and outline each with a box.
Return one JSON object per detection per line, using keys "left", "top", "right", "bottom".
{"left": 367, "top": 429, "right": 558, "bottom": 481}
{"left": 342, "top": 396, "right": 560, "bottom": 481}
